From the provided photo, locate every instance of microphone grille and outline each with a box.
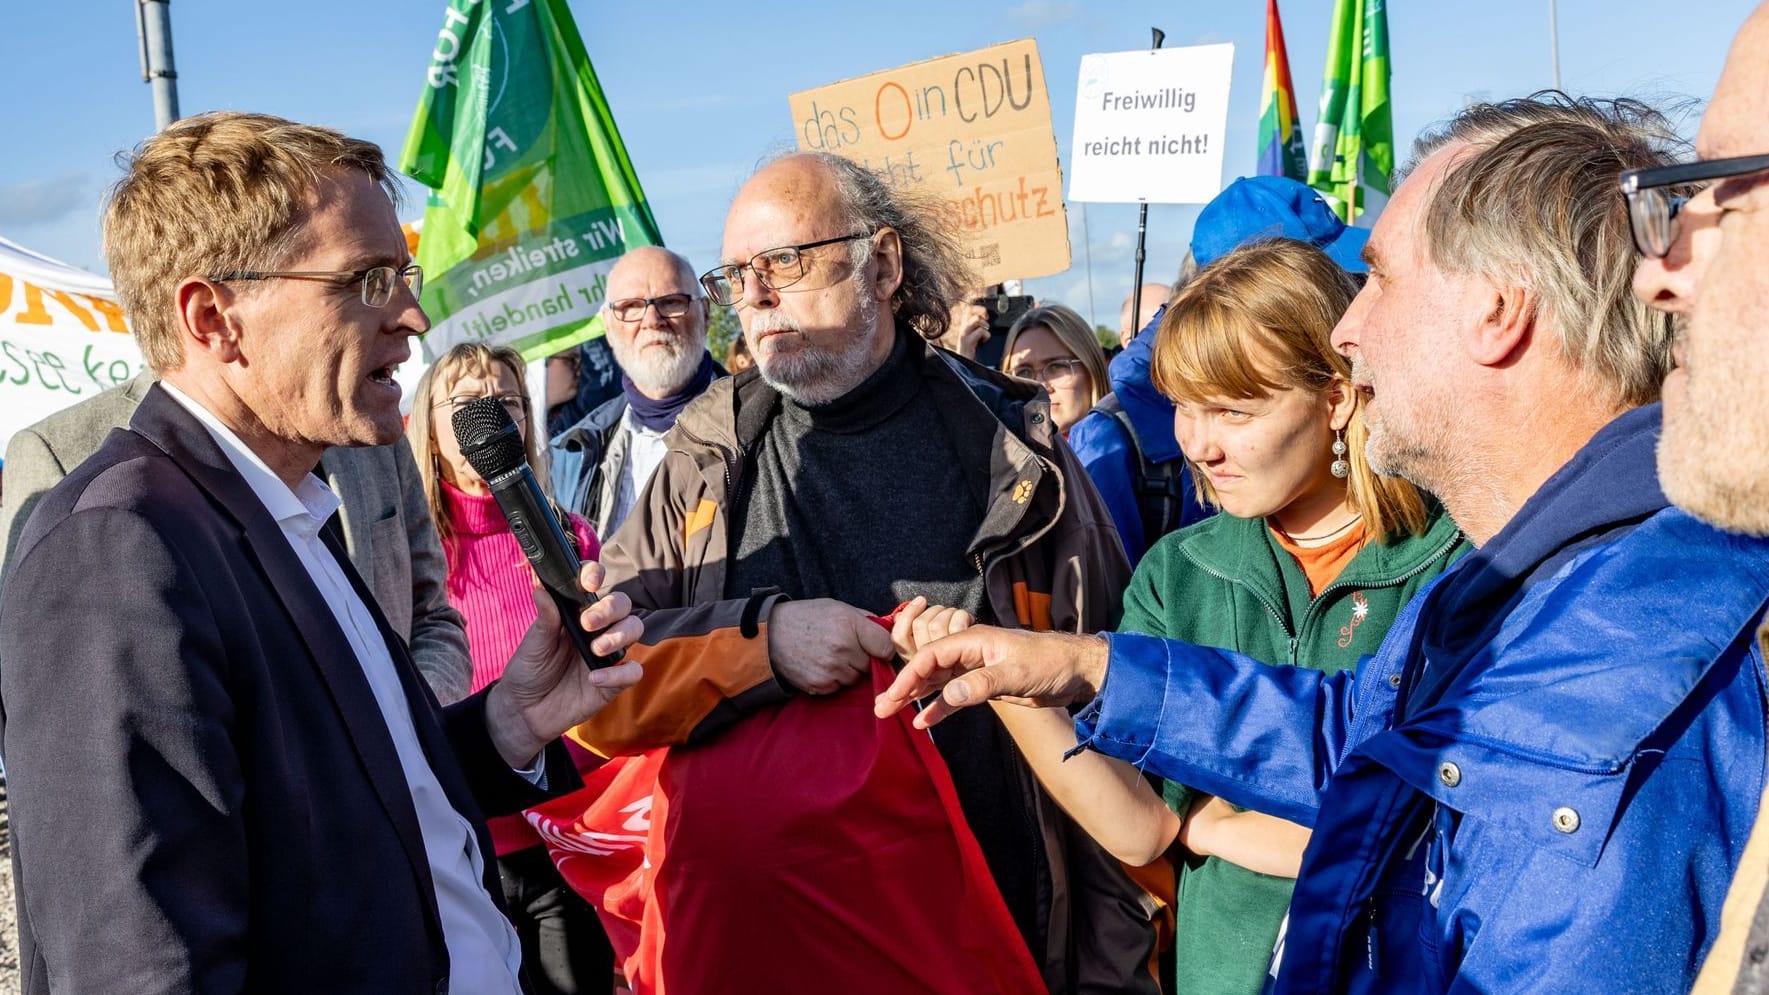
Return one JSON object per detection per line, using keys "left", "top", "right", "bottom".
{"left": 451, "top": 397, "right": 528, "bottom": 480}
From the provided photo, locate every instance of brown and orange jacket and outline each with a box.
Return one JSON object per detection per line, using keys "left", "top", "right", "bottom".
{"left": 573, "top": 337, "right": 1131, "bottom": 753}
{"left": 571, "top": 335, "right": 1159, "bottom": 994}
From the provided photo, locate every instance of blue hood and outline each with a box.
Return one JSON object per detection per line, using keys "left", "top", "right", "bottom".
{"left": 1106, "top": 305, "right": 1182, "bottom": 464}
{"left": 1407, "top": 402, "right": 1667, "bottom": 709}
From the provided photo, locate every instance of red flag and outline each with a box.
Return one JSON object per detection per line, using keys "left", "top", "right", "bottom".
{"left": 528, "top": 654, "right": 1046, "bottom": 994}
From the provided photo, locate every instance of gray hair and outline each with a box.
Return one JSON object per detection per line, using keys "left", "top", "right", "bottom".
{"left": 1407, "top": 93, "right": 1684, "bottom": 408}
{"left": 789, "top": 151, "right": 973, "bottom": 341}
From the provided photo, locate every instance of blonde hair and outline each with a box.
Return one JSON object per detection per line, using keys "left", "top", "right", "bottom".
{"left": 1000, "top": 304, "right": 1109, "bottom": 410}
{"left": 102, "top": 111, "right": 396, "bottom": 374}
{"left": 407, "top": 342, "right": 557, "bottom": 551}
{"left": 1152, "top": 239, "right": 1430, "bottom": 541}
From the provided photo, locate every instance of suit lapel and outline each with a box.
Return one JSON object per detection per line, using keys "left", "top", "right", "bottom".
{"left": 127, "top": 386, "right": 446, "bottom": 920}
{"left": 317, "top": 526, "right": 497, "bottom": 867}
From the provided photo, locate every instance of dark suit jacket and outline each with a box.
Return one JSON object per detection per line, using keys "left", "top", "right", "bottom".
{"left": 0, "top": 371, "right": 472, "bottom": 703}
{"left": 0, "top": 385, "right": 559, "bottom": 994}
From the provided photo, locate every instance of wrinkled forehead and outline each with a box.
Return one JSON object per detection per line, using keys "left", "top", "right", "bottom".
{"left": 720, "top": 161, "right": 844, "bottom": 262}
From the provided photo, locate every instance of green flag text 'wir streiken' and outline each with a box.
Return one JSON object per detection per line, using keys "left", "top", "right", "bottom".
{"left": 401, "top": 0, "right": 661, "bottom": 361}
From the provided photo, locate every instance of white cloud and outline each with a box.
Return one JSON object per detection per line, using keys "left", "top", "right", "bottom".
{"left": 0, "top": 174, "right": 94, "bottom": 229}
{"left": 1009, "top": 0, "right": 1078, "bottom": 28}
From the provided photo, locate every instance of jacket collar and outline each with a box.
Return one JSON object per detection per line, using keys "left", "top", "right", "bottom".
{"left": 1410, "top": 403, "right": 1666, "bottom": 705}
{"left": 1176, "top": 502, "right": 1463, "bottom": 606}
{"left": 127, "top": 384, "right": 463, "bottom": 908}
{"left": 669, "top": 326, "right": 1064, "bottom": 559}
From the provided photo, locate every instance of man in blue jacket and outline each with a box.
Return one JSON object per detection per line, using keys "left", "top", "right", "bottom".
{"left": 1633, "top": 7, "right": 1769, "bottom": 991}
{"left": 880, "top": 94, "right": 1769, "bottom": 993}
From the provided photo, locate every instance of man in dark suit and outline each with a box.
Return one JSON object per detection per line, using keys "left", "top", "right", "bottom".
{"left": 0, "top": 371, "right": 474, "bottom": 703}
{"left": 0, "top": 111, "right": 643, "bottom": 993}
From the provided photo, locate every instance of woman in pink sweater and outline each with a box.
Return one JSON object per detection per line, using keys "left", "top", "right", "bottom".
{"left": 408, "top": 342, "right": 610, "bottom": 995}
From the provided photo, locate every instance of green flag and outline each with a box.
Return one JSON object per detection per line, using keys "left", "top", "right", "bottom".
{"left": 401, "top": 0, "right": 662, "bottom": 361}
{"left": 1304, "top": 0, "right": 1392, "bottom": 224}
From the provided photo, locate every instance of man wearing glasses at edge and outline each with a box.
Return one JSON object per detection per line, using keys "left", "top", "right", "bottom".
{"left": 0, "top": 111, "right": 645, "bottom": 993}
{"left": 565, "top": 151, "right": 1159, "bottom": 992}
{"left": 0, "top": 284, "right": 478, "bottom": 707}
{"left": 1649, "top": 6, "right": 1769, "bottom": 993}
{"left": 549, "top": 246, "right": 724, "bottom": 539}
{"left": 876, "top": 89, "right": 1769, "bottom": 992}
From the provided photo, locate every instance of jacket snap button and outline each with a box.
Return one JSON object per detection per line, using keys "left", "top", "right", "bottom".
{"left": 1552, "top": 807, "right": 1580, "bottom": 833}
{"left": 1030, "top": 412, "right": 1044, "bottom": 424}
{"left": 1437, "top": 762, "right": 1461, "bottom": 787}
{"left": 1387, "top": 674, "right": 1402, "bottom": 689}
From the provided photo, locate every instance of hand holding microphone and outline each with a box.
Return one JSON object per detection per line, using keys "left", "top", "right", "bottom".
{"left": 451, "top": 396, "right": 624, "bottom": 670}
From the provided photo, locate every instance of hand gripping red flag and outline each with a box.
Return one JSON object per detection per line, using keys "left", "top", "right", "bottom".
{"left": 524, "top": 613, "right": 1048, "bottom": 994}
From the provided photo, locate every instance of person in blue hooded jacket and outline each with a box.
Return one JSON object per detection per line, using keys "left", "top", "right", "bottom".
{"left": 1069, "top": 176, "right": 1371, "bottom": 564}
{"left": 879, "top": 94, "right": 1769, "bottom": 995}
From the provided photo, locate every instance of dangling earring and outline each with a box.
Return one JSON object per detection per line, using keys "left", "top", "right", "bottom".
{"left": 1330, "top": 430, "right": 1350, "bottom": 479}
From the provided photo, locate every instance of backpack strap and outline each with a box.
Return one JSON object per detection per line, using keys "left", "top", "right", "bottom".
{"left": 1096, "top": 393, "right": 1189, "bottom": 543}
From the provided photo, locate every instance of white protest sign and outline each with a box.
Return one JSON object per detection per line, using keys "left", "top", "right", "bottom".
{"left": 0, "top": 236, "right": 146, "bottom": 455}
{"left": 1067, "top": 43, "right": 1235, "bottom": 204}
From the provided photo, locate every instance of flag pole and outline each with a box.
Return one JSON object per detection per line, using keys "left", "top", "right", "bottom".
{"left": 1548, "top": 0, "right": 1562, "bottom": 90}
{"left": 1130, "top": 26, "right": 1165, "bottom": 337}
{"left": 134, "top": 0, "right": 180, "bottom": 132}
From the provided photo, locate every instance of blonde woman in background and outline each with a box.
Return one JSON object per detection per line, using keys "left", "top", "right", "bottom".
{"left": 999, "top": 303, "right": 1109, "bottom": 435}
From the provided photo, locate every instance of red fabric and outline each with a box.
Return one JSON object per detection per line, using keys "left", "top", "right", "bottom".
{"left": 525, "top": 618, "right": 1046, "bottom": 994}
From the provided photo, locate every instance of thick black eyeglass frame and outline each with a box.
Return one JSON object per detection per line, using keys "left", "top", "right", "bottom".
{"left": 1619, "top": 153, "right": 1769, "bottom": 258}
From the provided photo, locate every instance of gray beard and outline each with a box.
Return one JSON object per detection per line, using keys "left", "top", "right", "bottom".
{"left": 750, "top": 291, "right": 883, "bottom": 407}
{"left": 608, "top": 332, "right": 704, "bottom": 397}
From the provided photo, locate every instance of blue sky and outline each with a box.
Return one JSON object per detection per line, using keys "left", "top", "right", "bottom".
{"left": 2, "top": 0, "right": 1753, "bottom": 329}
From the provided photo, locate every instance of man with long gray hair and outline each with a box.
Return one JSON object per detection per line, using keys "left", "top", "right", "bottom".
{"left": 564, "top": 151, "right": 1158, "bottom": 992}
{"left": 878, "top": 93, "right": 1769, "bottom": 993}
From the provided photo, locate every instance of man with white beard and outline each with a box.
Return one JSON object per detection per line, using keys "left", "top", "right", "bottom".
{"left": 550, "top": 246, "right": 720, "bottom": 536}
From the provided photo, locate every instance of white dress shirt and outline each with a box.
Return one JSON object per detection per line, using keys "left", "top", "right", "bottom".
{"left": 610, "top": 408, "right": 672, "bottom": 534}
{"left": 162, "top": 385, "right": 524, "bottom": 994}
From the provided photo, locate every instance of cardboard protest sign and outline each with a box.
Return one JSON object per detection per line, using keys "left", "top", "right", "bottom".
{"left": 790, "top": 39, "right": 1070, "bottom": 284}
{"left": 1068, "top": 43, "right": 1236, "bottom": 204}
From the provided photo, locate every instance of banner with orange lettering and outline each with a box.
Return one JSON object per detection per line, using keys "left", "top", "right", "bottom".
{"left": 0, "top": 236, "right": 144, "bottom": 455}
{"left": 789, "top": 40, "right": 1070, "bottom": 286}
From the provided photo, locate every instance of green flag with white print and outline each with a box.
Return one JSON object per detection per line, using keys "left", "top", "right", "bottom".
{"left": 401, "top": 0, "right": 661, "bottom": 361}
{"left": 1305, "top": 0, "right": 1392, "bottom": 225}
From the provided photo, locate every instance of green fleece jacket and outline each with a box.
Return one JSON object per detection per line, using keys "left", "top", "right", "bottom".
{"left": 1119, "top": 503, "right": 1468, "bottom": 995}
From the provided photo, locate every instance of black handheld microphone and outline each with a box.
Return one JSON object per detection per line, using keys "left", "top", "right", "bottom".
{"left": 452, "top": 397, "right": 623, "bottom": 669}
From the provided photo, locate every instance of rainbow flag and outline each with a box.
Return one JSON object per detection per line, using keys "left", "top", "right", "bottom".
{"left": 1256, "top": 0, "right": 1307, "bottom": 181}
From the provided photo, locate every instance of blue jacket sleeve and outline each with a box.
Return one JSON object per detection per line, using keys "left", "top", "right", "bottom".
{"left": 1072, "top": 631, "right": 1363, "bottom": 826}
{"left": 1066, "top": 412, "right": 1145, "bottom": 564}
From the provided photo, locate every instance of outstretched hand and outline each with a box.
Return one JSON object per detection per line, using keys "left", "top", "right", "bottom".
{"left": 486, "top": 560, "right": 644, "bottom": 768}
{"left": 873, "top": 625, "right": 1110, "bottom": 729}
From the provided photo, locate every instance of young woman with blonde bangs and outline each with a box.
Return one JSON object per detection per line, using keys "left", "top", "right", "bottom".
{"left": 895, "top": 239, "right": 1468, "bottom": 994}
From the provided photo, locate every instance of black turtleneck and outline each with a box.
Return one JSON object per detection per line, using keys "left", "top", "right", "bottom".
{"left": 725, "top": 326, "right": 988, "bottom": 620}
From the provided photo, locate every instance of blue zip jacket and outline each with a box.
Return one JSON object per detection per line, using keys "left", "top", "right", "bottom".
{"left": 1067, "top": 306, "right": 1211, "bottom": 563}
{"left": 1074, "top": 404, "right": 1769, "bottom": 993}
